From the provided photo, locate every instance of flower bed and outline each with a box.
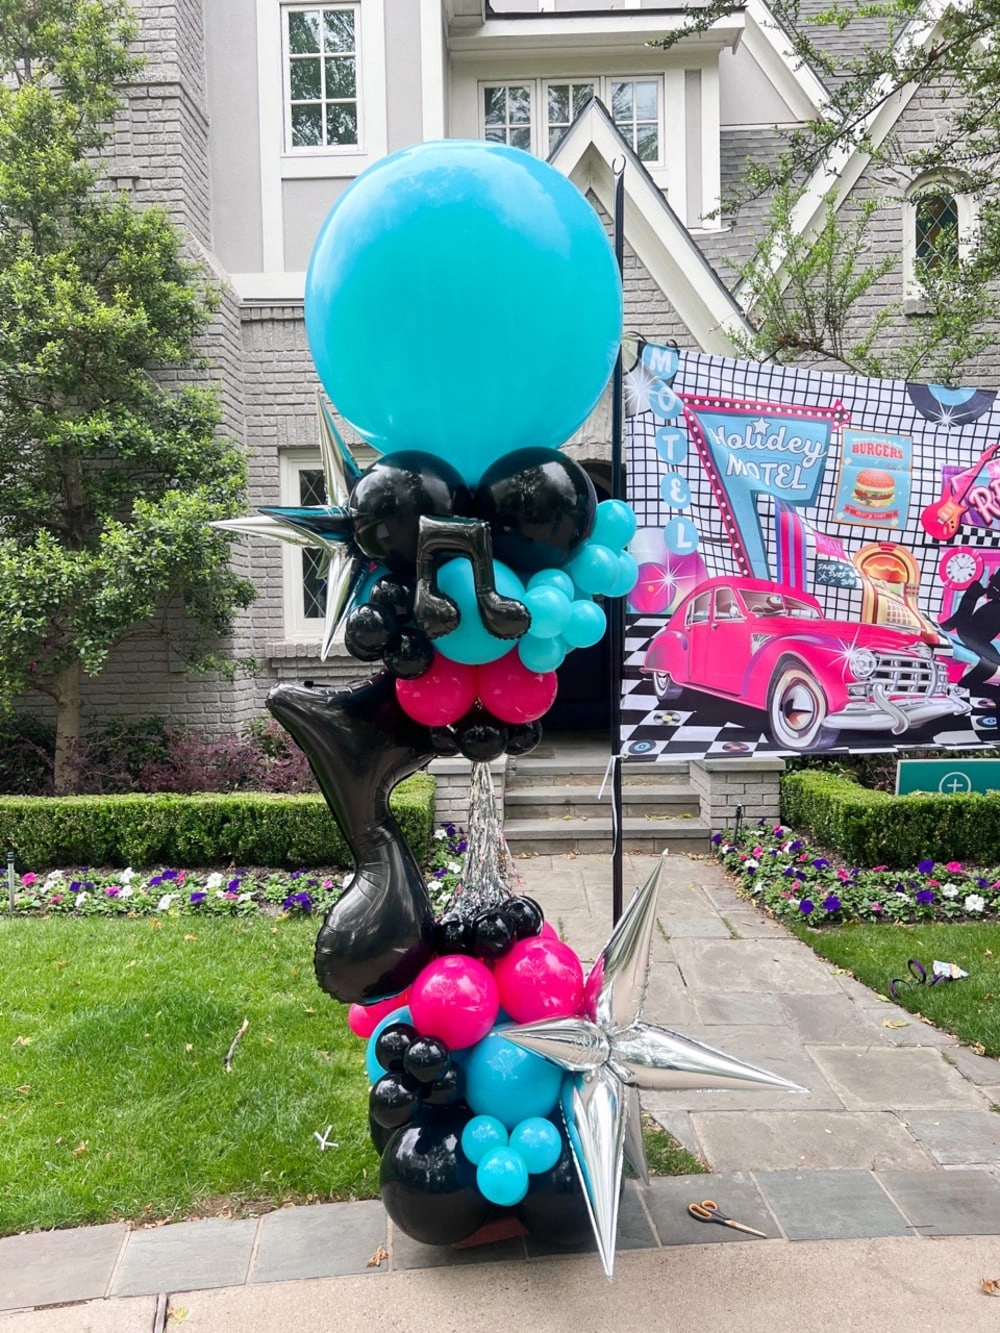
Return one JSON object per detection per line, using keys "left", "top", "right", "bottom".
{"left": 714, "top": 822, "right": 1000, "bottom": 925}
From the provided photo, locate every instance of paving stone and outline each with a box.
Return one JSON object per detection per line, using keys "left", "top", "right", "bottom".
{"left": 779, "top": 993, "right": 888, "bottom": 1045}
{"left": 639, "top": 1172, "right": 780, "bottom": 1244}
{"left": 644, "top": 964, "right": 700, "bottom": 1027}
{"left": 945, "top": 1046, "right": 1000, "bottom": 1085}
{"left": 713, "top": 911, "right": 786, "bottom": 939}
{"left": 390, "top": 1227, "right": 525, "bottom": 1270}
{"left": 982, "top": 1086, "right": 1000, "bottom": 1107}
{"left": 111, "top": 1218, "right": 257, "bottom": 1297}
{"left": 808, "top": 1047, "right": 988, "bottom": 1111}
{"left": 834, "top": 974, "right": 897, "bottom": 1010}
{"left": 899, "top": 1112, "right": 1000, "bottom": 1166}
{"left": 523, "top": 1179, "right": 656, "bottom": 1258}
{"left": 0, "top": 1222, "right": 127, "bottom": 1311}
{"left": 0, "top": 1296, "right": 157, "bottom": 1332}
{"left": 880, "top": 1169, "right": 1000, "bottom": 1235}
{"left": 644, "top": 1108, "right": 705, "bottom": 1162}
{"left": 670, "top": 939, "right": 843, "bottom": 995}
{"left": 755, "top": 1170, "right": 910, "bottom": 1240}
{"left": 252, "top": 1201, "right": 386, "bottom": 1283}
{"left": 690, "top": 1110, "right": 933, "bottom": 1171}
{"left": 657, "top": 913, "right": 733, "bottom": 939}
{"left": 693, "top": 992, "right": 785, "bottom": 1026}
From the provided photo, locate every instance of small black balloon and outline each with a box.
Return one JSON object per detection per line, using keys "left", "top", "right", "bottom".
{"left": 517, "top": 1133, "right": 592, "bottom": 1247}
{"left": 369, "top": 576, "right": 414, "bottom": 621}
{"left": 504, "top": 895, "right": 544, "bottom": 940}
{"left": 383, "top": 627, "right": 434, "bottom": 680}
{"left": 344, "top": 603, "right": 397, "bottom": 662}
{"left": 380, "top": 1110, "right": 491, "bottom": 1247}
{"left": 473, "top": 908, "right": 517, "bottom": 960}
{"left": 506, "top": 720, "right": 543, "bottom": 757}
{"left": 370, "top": 1071, "right": 422, "bottom": 1130}
{"left": 374, "top": 1021, "right": 418, "bottom": 1072}
{"left": 428, "top": 726, "right": 461, "bottom": 757}
{"left": 368, "top": 1105, "right": 395, "bottom": 1155}
{"left": 473, "top": 447, "right": 597, "bottom": 574}
{"left": 455, "top": 709, "right": 508, "bottom": 763}
{"left": 350, "top": 452, "right": 471, "bottom": 573}
{"left": 403, "top": 1036, "right": 451, "bottom": 1086}
{"left": 424, "top": 1063, "right": 465, "bottom": 1108}
{"left": 433, "top": 911, "right": 474, "bottom": 955}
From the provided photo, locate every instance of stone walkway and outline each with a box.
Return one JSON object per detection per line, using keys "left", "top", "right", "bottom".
{"left": 2, "top": 852, "right": 1000, "bottom": 1327}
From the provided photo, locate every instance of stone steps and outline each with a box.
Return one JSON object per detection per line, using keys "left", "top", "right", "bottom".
{"left": 505, "top": 784, "right": 700, "bottom": 819}
{"left": 503, "top": 815, "right": 711, "bottom": 855}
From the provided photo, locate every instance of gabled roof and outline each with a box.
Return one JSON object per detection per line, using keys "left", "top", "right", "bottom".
{"left": 549, "top": 99, "right": 753, "bottom": 354}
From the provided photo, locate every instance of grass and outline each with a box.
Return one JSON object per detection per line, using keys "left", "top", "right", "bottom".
{"left": 1, "top": 914, "right": 701, "bottom": 1237}
{"left": 791, "top": 920, "right": 1000, "bottom": 1058}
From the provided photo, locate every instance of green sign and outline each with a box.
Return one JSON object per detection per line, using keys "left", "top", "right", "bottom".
{"left": 896, "top": 758, "right": 1000, "bottom": 796}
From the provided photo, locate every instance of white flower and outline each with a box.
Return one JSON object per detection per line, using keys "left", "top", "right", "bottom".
{"left": 156, "top": 893, "right": 176, "bottom": 912}
{"left": 964, "top": 893, "right": 985, "bottom": 913}
{"left": 238, "top": 893, "right": 252, "bottom": 903}
{"left": 119, "top": 885, "right": 133, "bottom": 899}
{"left": 44, "top": 870, "right": 64, "bottom": 888}
{"left": 215, "top": 890, "right": 226, "bottom": 898}
{"left": 205, "top": 872, "right": 223, "bottom": 890}
{"left": 788, "top": 898, "right": 800, "bottom": 910}
{"left": 75, "top": 892, "right": 89, "bottom": 907}
{"left": 121, "top": 868, "right": 135, "bottom": 884}
{"left": 941, "top": 883, "right": 959, "bottom": 899}
{"left": 447, "top": 861, "right": 463, "bottom": 875}
{"left": 433, "top": 829, "right": 448, "bottom": 841}
{"left": 745, "top": 858, "right": 759, "bottom": 870}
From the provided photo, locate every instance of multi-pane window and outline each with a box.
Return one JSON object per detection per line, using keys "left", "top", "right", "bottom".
{"left": 298, "top": 466, "right": 327, "bottom": 621}
{"left": 914, "top": 190, "right": 960, "bottom": 276}
{"left": 610, "top": 80, "right": 659, "bottom": 162}
{"left": 285, "top": 5, "right": 359, "bottom": 150}
{"left": 546, "top": 82, "right": 596, "bottom": 151}
{"left": 483, "top": 84, "right": 533, "bottom": 150}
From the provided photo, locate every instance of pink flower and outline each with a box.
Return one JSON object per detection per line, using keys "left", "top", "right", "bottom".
{"left": 946, "top": 861, "right": 963, "bottom": 873}
{"left": 798, "top": 853, "right": 809, "bottom": 863}
{"left": 870, "top": 902, "right": 882, "bottom": 913}
{"left": 21, "top": 872, "right": 37, "bottom": 887}
{"left": 50, "top": 894, "right": 62, "bottom": 904}
{"left": 177, "top": 870, "right": 187, "bottom": 884}
{"left": 928, "top": 879, "right": 939, "bottom": 887}
{"left": 322, "top": 878, "right": 333, "bottom": 889}
{"left": 837, "top": 869, "right": 849, "bottom": 881}
{"left": 752, "top": 845, "right": 764, "bottom": 857}
{"left": 872, "top": 865, "right": 887, "bottom": 872}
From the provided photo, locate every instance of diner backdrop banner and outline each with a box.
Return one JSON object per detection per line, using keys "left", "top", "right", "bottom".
{"left": 622, "top": 342, "right": 1000, "bottom": 761}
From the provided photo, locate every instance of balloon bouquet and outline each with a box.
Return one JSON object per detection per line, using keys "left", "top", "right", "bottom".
{"left": 230, "top": 141, "right": 799, "bottom": 1275}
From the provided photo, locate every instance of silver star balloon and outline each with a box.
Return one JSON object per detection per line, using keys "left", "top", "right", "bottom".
{"left": 212, "top": 396, "right": 370, "bottom": 659}
{"left": 504, "top": 852, "right": 805, "bottom": 1278}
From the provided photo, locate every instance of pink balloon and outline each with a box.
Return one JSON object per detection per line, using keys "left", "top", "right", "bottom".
{"left": 493, "top": 937, "right": 585, "bottom": 1024}
{"left": 539, "top": 921, "right": 560, "bottom": 941}
{"left": 396, "top": 652, "right": 478, "bottom": 726}
{"left": 347, "top": 988, "right": 411, "bottom": 1038}
{"left": 410, "top": 955, "right": 500, "bottom": 1050}
{"left": 476, "top": 651, "right": 558, "bottom": 724}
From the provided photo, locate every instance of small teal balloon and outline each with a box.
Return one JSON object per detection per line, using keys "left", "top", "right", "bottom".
{"left": 608, "top": 552, "right": 639, "bottom": 599}
{"left": 518, "top": 634, "right": 566, "bottom": 673}
{"left": 435, "top": 558, "right": 526, "bottom": 665}
{"left": 509, "top": 1117, "right": 562, "bottom": 1175}
{"left": 566, "top": 543, "right": 619, "bottom": 596}
{"left": 304, "top": 141, "right": 623, "bottom": 483}
{"left": 365, "top": 1006, "right": 412, "bottom": 1084}
{"left": 461, "top": 1115, "right": 509, "bottom": 1166}
{"left": 527, "top": 568, "right": 575, "bottom": 599}
{"left": 523, "top": 585, "right": 571, "bottom": 639}
{"left": 591, "top": 499, "right": 637, "bottom": 551}
{"left": 465, "top": 1026, "right": 564, "bottom": 1130}
{"left": 563, "top": 600, "right": 607, "bottom": 649}
{"left": 477, "top": 1147, "right": 530, "bottom": 1206}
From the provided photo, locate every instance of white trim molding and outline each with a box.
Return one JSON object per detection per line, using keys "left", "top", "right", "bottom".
{"left": 421, "top": 0, "right": 447, "bottom": 139}
{"left": 742, "top": 0, "right": 828, "bottom": 123}
{"left": 901, "top": 170, "right": 978, "bottom": 302}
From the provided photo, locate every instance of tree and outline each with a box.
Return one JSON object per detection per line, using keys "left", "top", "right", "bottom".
{"left": 0, "top": 1, "right": 255, "bottom": 793}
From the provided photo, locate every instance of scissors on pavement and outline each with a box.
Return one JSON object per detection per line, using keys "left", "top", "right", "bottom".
{"left": 687, "top": 1200, "right": 768, "bottom": 1238}
{"left": 889, "top": 959, "right": 946, "bottom": 1001}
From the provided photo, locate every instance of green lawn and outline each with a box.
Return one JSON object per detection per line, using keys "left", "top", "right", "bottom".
{"left": 793, "top": 921, "right": 1000, "bottom": 1059}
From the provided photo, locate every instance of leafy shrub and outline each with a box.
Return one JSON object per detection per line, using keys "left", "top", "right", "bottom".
{"left": 0, "top": 714, "right": 55, "bottom": 795}
{"left": 785, "top": 747, "right": 1000, "bottom": 794}
{"left": 780, "top": 768, "right": 1000, "bottom": 867}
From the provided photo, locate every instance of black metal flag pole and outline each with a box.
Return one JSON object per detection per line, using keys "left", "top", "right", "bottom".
{"left": 610, "top": 157, "right": 626, "bottom": 925}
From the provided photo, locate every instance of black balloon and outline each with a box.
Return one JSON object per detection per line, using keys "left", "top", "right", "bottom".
{"left": 433, "top": 911, "right": 474, "bottom": 955}
{"left": 368, "top": 1106, "right": 395, "bottom": 1156}
{"left": 473, "top": 908, "right": 516, "bottom": 960}
{"left": 403, "top": 1036, "right": 450, "bottom": 1085}
{"left": 383, "top": 628, "right": 434, "bottom": 680}
{"left": 428, "top": 726, "right": 461, "bottom": 757}
{"left": 505, "top": 895, "right": 544, "bottom": 940}
{"left": 344, "top": 603, "right": 397, "bottom": 662}
{"left": 370, "top": 1071, "right": 422, "bottom": 1130}
{"left": 455, "top": 708, "right": 508, "bottom": 763}
{"left": 473, "top": 447, "right": 597, "bottom": 574}
{"left": 424, "top": 1063, "right": 465, "bottom": 1108}
{"left": 350, "top": 452, "right": 470, "bottom": 573}
{"left": 516, "top": 1134, "right": 592, "bottom": 1247}
{"left": 375, "top": 1022, "right": 418, "bottom": 1072}
{"left": 506, "top": 721, "right": 543, "bottom": 757}
{"left": 369, "top": 576, "right": 414, "bottom": 621}
{"left": 266, "top": 675, "right": 436, "bottom": 1005}
{"left": 380, "top": 1110, "right": 492, "bottom": 1246}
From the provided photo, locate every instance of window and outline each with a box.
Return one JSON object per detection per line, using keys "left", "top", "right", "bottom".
{"left": 546, "top": 82, "right": 596, "bottom": 152}
{"left": 610, "top": 80, "right": 659, "bottom": 162}
{"left": 478, "top": 76, "right": 663, "bottom": 164}
{"left": 284, "top": 4, "right": 359, "bottom": 151}
{"left": 483, "top": 84, "right": 533, "bottom": 150}
{"left": 902, "top": 173, "right": 976, "bottom": 306}
{"left": 914, "top": 190, "right": 959, "bottom": 277}
{"left": 280, "top": 452, "right": 326, "bottom": 638}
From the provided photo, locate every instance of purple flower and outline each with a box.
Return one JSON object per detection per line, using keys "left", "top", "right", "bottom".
{"left": 69, "top": 880, "right": 81, "bottom": 893}
{"left": 788, "top": 840, "right": 803, "bottom": 853}
{"left": 190, "top": 891, "right": 206, "bottom": 905}
{"left": 822, "top": 894, "right": 841, "bottom": 912}
{"left": 149, "top": 875, "right": 163, "bottom": 888}
{"left": 917, "top": 859, "right": 934, "bottom": 874}
{"left": 799, "top": 899, "right": 815, "bottom": 914}
{"left": 977, "top": 876, "right": 989, "bottom": 889}
{"left": 433, "top": 868, "right": 447, "bottom": 879}
{"left": 228, "top": 877, "right": 241, "bottom": 892}
{"left": 711, "top": 833, "right": 723, "bottom": 845}
{"left": 105, "top": 886, "right": 120, "bottom": 898}
{"left": 783, "top": 866, "right": 797, "bottom": 878}
{"left": 161, "top": 869, "right": 178, "bottom": 881}
{"left": 811, "top": 857, "right": 830, "bottom": 870}
{"left": 282, "top": 891, "right": 313, "bottom": 913}
{"left": 915, "top": 889, "right": 935, "bottom": 905}
{"left": 456, "top": 839, "right": 468, "bottom": 853}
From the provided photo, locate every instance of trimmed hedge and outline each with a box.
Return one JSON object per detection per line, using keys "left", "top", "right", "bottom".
{"left": 780, "top": 769, "right": 1000, "bottom": 868}
{"left": 0, "top": 773, "right": 435, "bottom": 870}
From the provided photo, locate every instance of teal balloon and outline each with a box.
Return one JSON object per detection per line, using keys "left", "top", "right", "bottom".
{"left": 609, "top": 552, "right": 639, "bottom": 599}
{"left": 510, "top": 1117, "right": 562, "bottom": 1174}
{"left": 465, "top": 1027, "right": 564, "bottom": 1130}
{"left": 365, "top": 1006, "right": 412, "bottom": 1084}
{"left": 435, "top": 558, "right": 526, "bottom": 665}
{"left": 518, "top": 634, "right": 566, "bottom": 673}
{"left": 304, "top": 141, "right": 623, "bottom": 483}
{"left": 477, "top": 1147, "right": 530, "bottom": 1206}
{"left": 566, "top": 543, "right": 619, "bottom": 596}
{"left": 527, "top": 568, "right": 576, "bottom": 599}
{"left": 591, "top": 500, "right": 637, "bottom": 551}
{"left": 563, "top": 600, "right": 606, "bottom": 649}
{"left": 461, "top": 1115, "right": 509, "bottom": 1166}
{"left": 523, "top": 585, "right": 571, "bottom": 639}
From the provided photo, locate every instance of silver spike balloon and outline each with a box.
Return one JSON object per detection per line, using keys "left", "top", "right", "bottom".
{"left": 503, "top": 852, "right": 805, "bottom": 1277}
{"left": 317, "top": 393, "right": 362, "bottom": 505}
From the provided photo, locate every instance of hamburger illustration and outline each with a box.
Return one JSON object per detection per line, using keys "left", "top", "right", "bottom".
{"left": 852, "top": 467, "right": 895, "bottom": 509}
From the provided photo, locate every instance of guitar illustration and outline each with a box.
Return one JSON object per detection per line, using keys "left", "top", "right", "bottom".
{"left": 920, "top": 440, "right": 1000, "bottom": 540}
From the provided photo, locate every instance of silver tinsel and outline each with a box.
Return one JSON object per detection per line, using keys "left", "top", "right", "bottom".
{"left": 449, "top": 762, "right": 521, "bottom": 916}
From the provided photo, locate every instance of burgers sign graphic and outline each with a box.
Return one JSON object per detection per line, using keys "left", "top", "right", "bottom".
{"left": 835, "top": 429, "right": 912, "bottom": 527}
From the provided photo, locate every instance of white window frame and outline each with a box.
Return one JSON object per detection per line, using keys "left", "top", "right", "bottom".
{"left": 282, "top": 3, "right": 362, "bottom": 156}
{"left": 542, "top": 78, "right": 599, "bottom": 155}
{"left": 279, "top": 450, "right": 327, "bottom": 641}
{"left": 902, "top": 171, "right": 977, "bottom": 304}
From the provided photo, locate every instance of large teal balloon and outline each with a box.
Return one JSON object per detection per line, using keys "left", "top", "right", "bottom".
{"left": 304, "top": 141, "right": 623, "bottom": 483}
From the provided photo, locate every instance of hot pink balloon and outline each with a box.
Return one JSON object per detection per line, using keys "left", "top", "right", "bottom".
{"left": 539, "top": 921, "right": 559, "bottom": 941}
{"left": 396, "top": 652, "right": 478, "bottom": 726}
{"left": 493, "top": 937, "right": 585, "bottom": 1024}
{"left": 410, "top": 954, "right": 500, "bottom": 1050}
{"left": 476, "top": 650, "right": 558, "bottom": 725}
{"left": 348, "top": 988, "right": 411, "bottom": 1037}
